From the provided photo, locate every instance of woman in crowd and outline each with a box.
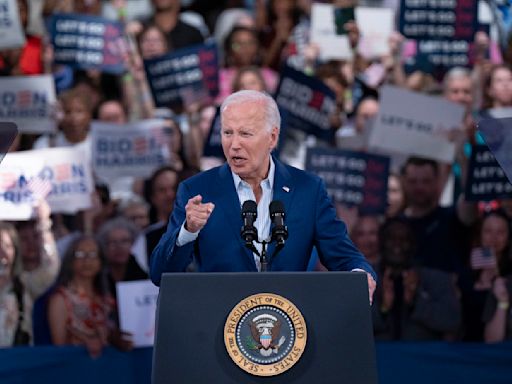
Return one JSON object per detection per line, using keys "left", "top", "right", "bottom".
{"left": 481, "top": 64, "right": 512, "bottom": 114}
{"left": 33, "top": 88, "right": 93, "bottom": 149}
{"left": 460, "top": 209, "right": 511, "bottom": 340}
{"left": 0, "top": 222, "right": 32, "bottom": 347}
{"left": 47, "top": 235, "right": 113, "bottom": 357}
{"left": 471, "top": 209, "right": 512, "bottom": 343}
{"left": 0, "top": 199, "right": 60, "bottom": 346}
{"left": 97, "top": 217, "right": 147, "bottom": 296}
{"left": 350, "top": 215, "right": 381, "bottom": 270}
{"left": 232, "top": 66, "right": 268, "bottom": 92}
{"left": 217, "top": 25, "right": 278, "bottom": 103}
{"left": 123, "top": 23, "right": 171, "bottom": 120}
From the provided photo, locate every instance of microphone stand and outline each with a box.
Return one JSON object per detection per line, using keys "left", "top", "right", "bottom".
{"left": 258, "top": 239, "right": 270, "bottom": 272}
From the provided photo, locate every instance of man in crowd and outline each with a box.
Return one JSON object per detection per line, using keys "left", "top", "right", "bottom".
{"left": 400, "top": 157, "right": 476, "bottom": 272}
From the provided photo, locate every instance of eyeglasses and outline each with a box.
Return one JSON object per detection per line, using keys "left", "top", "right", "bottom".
{"left": 74, "top": 251, "right": 99, "bottom": 259}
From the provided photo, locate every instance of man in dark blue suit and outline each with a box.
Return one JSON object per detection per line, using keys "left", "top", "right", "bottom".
{"left": 150, "top": 90, "right": 376, "bottom": 302}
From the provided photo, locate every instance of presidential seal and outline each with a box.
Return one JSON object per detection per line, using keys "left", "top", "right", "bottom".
{"left": 224, "top": 293, "right": 307, "bottom": 377}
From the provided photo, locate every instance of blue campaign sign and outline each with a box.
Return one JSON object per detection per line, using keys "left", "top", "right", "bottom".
{"left": 0, "top": 122, "right": 17, "bottom": 164}
{"left": 50, "top": 13, "right": 125, "bottom": 74}
{"left": 478, "top": 117, "right": 512, "bottom": 184}
{"left": 465, "top": 144, "right": 512, "bottom": 201}
{"left": 144, "top": 42, "right": 219, "bottom": 109}
{"left": 399, "top": 0, "right": 478, "bottom": 41}
{"left": 274, "top": 65, "right": 337, "bottom": 142}
{"left": 202, "top": 107, "right": 223, "bottom": 158}
{"left": 305, "top": 147, "right": 390, "bottom": 214}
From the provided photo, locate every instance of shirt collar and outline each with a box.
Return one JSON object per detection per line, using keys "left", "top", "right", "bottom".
{"left": 231, "top": 156, "right": 275, "bottom": 191}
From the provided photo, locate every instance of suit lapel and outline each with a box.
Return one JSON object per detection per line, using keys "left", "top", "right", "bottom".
{"left": 267, "top": 158, "right": 296, "bottom": 267}
{"left": 213, "top": 164, "right": 256, "bottom": 269}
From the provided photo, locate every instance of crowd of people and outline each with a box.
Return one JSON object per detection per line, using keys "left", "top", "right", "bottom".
{"left": 1, "top": 0, "right": 512, "bottom": 358}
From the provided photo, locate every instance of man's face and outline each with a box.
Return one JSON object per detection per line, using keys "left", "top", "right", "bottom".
{"left": 444, "top": 76, "right": 473, "bottom": 110}
{"left": 355, "top": 99, "right": 379, "bottom": 134}
{"left": 221, "top": 101, "right": 278, "bottom": 184}
{"left": 402, "top": 164, "right": 438, "bottom": 209}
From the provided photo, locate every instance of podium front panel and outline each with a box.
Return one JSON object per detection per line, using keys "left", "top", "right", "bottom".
{"left": 153, "top": 272, "right": 377, "bottom": 384}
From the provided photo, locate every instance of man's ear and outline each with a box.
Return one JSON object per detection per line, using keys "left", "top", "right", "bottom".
{"left": 270, "top": 126, "right": 279, "bottom": 150}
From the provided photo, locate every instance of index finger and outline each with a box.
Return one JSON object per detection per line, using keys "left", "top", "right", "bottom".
{"left": 189, "top": 195, "right": 203, "bottom": 205}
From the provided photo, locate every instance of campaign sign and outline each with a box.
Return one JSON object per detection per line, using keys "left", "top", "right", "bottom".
{"left": 305, "top": 147, "right": 390, "bottom": 214}
{"left": 144, "top": 42, "right": 219, "bottom": 108}
{"left": 0, "top": 75, "right": 57, "bottom": 134}
{"left": 91, "top": 120, "right": 170, "bottom": 180}
{"left": 478, "top": 117, "right": 512, "bottom": 185}
{"left": 275, "top": 65, "right": 337, "bottom": 142}
{"left": 50, "top": 13, "right": 125, "bottom": 74}
{"left": 117, "top": 280, "right": 159, "bottom": 347}
{"left": 415, "top": 39, "right": 471, "bottom": 68}
{"left": 399, "top": 0, "right": 478, "bottom": 41}
{"left": 0, "top": 122, "right": 17, "bottom": 165}
{"left": 356, "top": 7, "right": 394, "bottom": 59}
{"left": 310, "top": 3, "right": 353, "bottom": 61}
{"left": 465, "top": 145, "right": 512, "bottom": 201}
{"left": 202, "top": 107, "right": 223, "bottom": 158}
{"left": 0, "top": 146, "right": 93, "bottom": 220}
{"left": 0, "top": 0, "right": 25, "bottom": 49}
{"left": 368, "top": 85, "right": 461, "bottom": 163}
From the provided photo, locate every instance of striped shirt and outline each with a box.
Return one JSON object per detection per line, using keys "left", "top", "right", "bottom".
{"left": 232, "top": 158, "right": 275, "bottom": 271}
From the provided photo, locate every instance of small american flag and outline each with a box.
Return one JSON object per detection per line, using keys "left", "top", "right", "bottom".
{"left": 470, "top": 247, "right": 497, "bottom": 269}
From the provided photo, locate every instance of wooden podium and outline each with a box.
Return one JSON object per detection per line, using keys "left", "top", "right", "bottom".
{"left": 152, "top": 272, "right": 377, "bottom": 383}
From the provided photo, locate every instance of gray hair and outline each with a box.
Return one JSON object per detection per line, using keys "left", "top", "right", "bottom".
{"left": 442, "top": 66, "right": 471, "bottom": 92}
{"left": 96, "top": 216, "right": 139, "bottom": 252}
{"left": 220, "top": 90, "right": 281, "bottom": 133}
{"left": 118, "top": 195, "right": 149, "bottom": 214}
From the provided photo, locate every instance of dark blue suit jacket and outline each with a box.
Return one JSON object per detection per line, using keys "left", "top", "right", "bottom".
{"left": 150, "top": 159, "right": 376, "bottom": 285}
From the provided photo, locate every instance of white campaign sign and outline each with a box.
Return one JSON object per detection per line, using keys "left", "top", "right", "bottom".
{"left": 356, "top": 7, "right": 394, "bottom": 59}
{"left": 0, "top": 145, "right": 93, "bottom": 220}
{"left": 91, "top": 119, "right": 171, "bottom": 180}
{"left": 310, "top": 3, "right": 353, "bottom": 61}
{"left": 368, "top": 85, "right": 465, "bottom": 163}
{"left": 116, "top": 280, "right": 160, "bottom": 348}
{"left": 0, "top": 75, "right": 57, "bottom": 134}
{"left": 0, "top": 0, "right": 25, "bottom": 49}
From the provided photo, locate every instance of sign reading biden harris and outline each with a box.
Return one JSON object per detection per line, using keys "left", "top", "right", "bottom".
{"left": 0, "top": 75, "right": 57, "bottom": 134}
{"left": 50, "top": 13, "right": 125, "bottom": 74}
{"left": 91, "top": 120, "right": 170, "bottom": 181}
{"left": 0, "top": 146, "right": 93, "bottom": 220}
{"left": 275, "top": 65, "right": 336, "bottom": 142}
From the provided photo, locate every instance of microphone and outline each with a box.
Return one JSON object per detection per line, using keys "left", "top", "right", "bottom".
{"left": 269, "top": 200, "right": 288, "bottom": 247}
{"left": 241, "top": 200, "right": 259, "bottom": 253}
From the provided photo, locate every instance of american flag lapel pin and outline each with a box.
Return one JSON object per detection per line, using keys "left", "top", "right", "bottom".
{"left": 283, "top": 186, "right": 290, "bottom": 193}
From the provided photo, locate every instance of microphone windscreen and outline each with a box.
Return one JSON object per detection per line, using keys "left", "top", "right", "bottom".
{"left": 242, "top": 200, "right": 257, "bottom": 214}
{"left": 269, "top": 200, "right": 285, "bottom": 216}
